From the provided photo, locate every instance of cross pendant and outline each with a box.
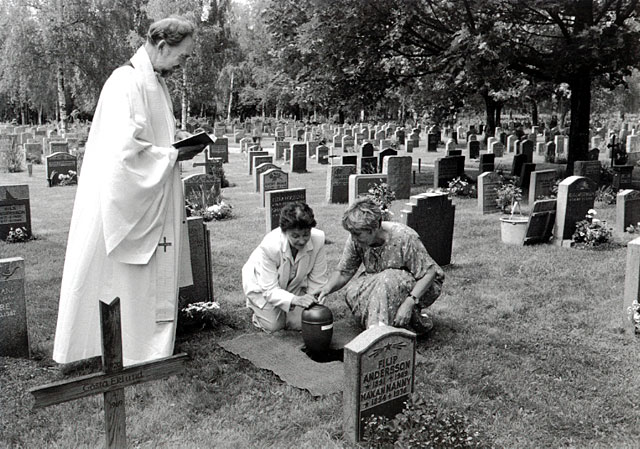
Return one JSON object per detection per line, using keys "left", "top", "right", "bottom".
{"left": 158, "top": 237, "right": 172, "bottom": 252}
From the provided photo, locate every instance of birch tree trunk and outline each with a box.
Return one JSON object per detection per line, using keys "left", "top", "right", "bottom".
{"left": 57, "top": 63, "right": 67, "bottom": 136}
{"left": 226, "top": 71, "right": 234, "bottom": 122}
{"left": 181, "top": 68, "right": 188, "bottom": 131}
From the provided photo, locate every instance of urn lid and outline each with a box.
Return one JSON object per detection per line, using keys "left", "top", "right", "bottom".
{"left": 301, "top": 303, "right": 333, "bottom": 325}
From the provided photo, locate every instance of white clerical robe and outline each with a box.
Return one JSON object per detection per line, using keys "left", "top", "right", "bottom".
{"left": 53, "top": 46, "right": 192, "bottom": 366}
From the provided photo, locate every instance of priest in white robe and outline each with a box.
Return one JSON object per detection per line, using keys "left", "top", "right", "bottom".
{"left": 53, "top": 16, "right": 207, "bottom": 367}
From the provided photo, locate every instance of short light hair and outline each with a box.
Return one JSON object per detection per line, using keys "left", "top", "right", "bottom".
{"left": 147, "top": 16, "right": 195, "bottom": 46}
{"left": 279, "top": 202, "right": 317, "bottom": 232}
{"left": 342, "top": 197, "right": 382, "bottom": 234}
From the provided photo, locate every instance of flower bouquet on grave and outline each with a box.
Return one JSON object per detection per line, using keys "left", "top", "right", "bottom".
{"left": 177, "top": 301, "right": 220, "bottom": 333}
{"left": 5, "top": 226, "right": 35, "bottom": 243}
{"left": 571, "top": 209, "right": 612, "bottom": 248}
{"left": 627, "top": 299, "right": 640, "bottom": 334}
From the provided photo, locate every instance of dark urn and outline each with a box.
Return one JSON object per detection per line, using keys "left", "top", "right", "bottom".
{"left": 301, "top": 303, "right": 334, "bottom": 353}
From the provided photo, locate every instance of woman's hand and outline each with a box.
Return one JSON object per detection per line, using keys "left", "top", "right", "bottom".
{"left": 291, "top": 294, "right": 316, "bottom": 309}
{"left": 393, "top": 297, "right": 414, "bottom": 327}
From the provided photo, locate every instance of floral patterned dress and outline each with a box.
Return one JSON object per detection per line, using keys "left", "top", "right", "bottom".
{"left": 337, "top": 222, "right": 445, "bottom": 329}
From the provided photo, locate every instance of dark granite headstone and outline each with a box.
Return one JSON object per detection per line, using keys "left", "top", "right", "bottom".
{"left": 427, "top": 132, "right": 438, "bottom": 152}
{"left": 519, "top": 163, "right": 537, "bottom": 196}
{"left": 378, "top": 149, "right": 398, "bottom": 172}
{"left": 528, "top": 169, "right": 557, "bottom": 204}
{"left": 433, "top": 157, "right": 459, "bottom": 188}
{"left": 521, "top": 140, "right": 534, "bottom": 163}
{"left": 291, "top": 144, "right": 307, "bottom": 173}
{"left": 612, "top": 165, "right": 633, "bottom": 190}
{"left": 358, "top": 156, "right": 378, "bottom": 174}
{"left": 342, "top": 155, "right": 357, "bottom": 166}
{"left": 0, "top": 257, "right": 29, "bottom": 358}
{"left": 477, "top": 172, "right": 501, "bottom": 214}
{"left": 45, "top": 152, "right": 77, "bottom": 187}
{"left": 348, "top": 174, "right": 388, "bottom": 204}
{"left": 573, "top": 160, "right": 601, "bottom": 186}
{"left": 382, "top": 156, "right": 412, "bottom": 200}
{"left": 545, "top": 142, "right": 556, "bottom": 162}
{"left": 316, "top": 145, "right": 329, "bottom": 164}
{"left": 361, "top": 142, "right": 374, "bottom": 158}
{"left": 524, "top": 199, "right": 557, "bottom": 245}
{"left": 616, "top": 189, "right": 640, "bottom": 234}
{"left": 446, "top": 149, "right": 462, "bottom": 157}
{"left": 511, "top": 153, "right": 527, "bottom": 177}
{"left": 260, "top": 168, "right": 289, "bottom": 207}
{"left": 554, "top": 176, "right": 597, "bottom": 244}
{"left": 326, "top": 165, "right": 357, "bottom": 204}
{"left": 178, "top": 217, "right": 213, "bottom": 309}
{"left": 265, "top": 188, "right": 306, "bottom": 232}
{"left": 479, "top": 153, "right": 495, "bottom": 173}
{"left": 588, "top": 148, "right": 600, "bottom": 161}
{"left": 400, "top": 192, "right": 455, "bottom": 266}
{"left": 467, "top": 141, "right": 480, "bottom": 159}
{"left": 0, "top": 185, "right": 31, "bottom": 241}
{"left": 343, "top": 326, "right": 415, "bottom": 443}
{"left": 208, "top": 138, "right": 229, "bottom": 163}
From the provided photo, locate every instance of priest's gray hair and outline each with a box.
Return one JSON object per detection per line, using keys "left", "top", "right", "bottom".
{"left": 147, "top": 16, "right": 195, "bottom": 46}
{"left": 342, "top": 197, "right": 383, "bottom": 234}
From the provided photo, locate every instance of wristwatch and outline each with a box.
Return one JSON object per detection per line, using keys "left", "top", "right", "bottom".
{"left": 408, "top": 294, "right": 419, "bottom": 305}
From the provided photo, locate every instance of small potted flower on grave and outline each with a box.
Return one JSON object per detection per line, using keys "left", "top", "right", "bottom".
{"left": 496, "top": 179, "right": 528, "bottom": 245}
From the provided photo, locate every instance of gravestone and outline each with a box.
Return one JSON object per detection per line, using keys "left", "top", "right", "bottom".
{"left": 479, "top": 153, "right": 495, "bottom": 173}
{"left": 588, "top": 148, "right": 600, "bottom": 161}
{"left": 433, "top": 157, "right": 459, "bottom": 188}
{"left": 24, "top": 143, "right": 43, "bottom": 163}
{"left": 524, "top": 199, "right": 557, "bottom": 245}
{"left": 616, "top": 189, "right": 640, "bottom": 234}
{"left": 183, "top": 173, "right": 221, "bottom": 209}
{"left": 521, "top": 140, "right": 534, "bottom": 162}
{"left": 307, "top": 141, "right": 320, "bottom": 158}
{"left": 274, "top": 141, "right": 290, "bottom": 160}
{"left": 45, "top": 152, "right": 77, "bottom": 187}
{"left": 446, "top": 148, "right": 462, "bottom": 157}
{"left": 30, "top": 299, "right": 187, "bottom": 449}
{"left": 624, "top": 237, "right": 640, "bottom": 334}
{"left": 0, "top": 184, "right": 31, "bottom": 241}
{"left": 361, "top": 142, "right": 374, "bottom": 158}
{"left": 247, "top": 150, "right": 268, "bottom": 175}
{"left": 290, "top": 144, "right": 307, "bottom": 173}
{"left": 0, "top": 257, "right": 29, "bottom": 358}
{"left": 467, "top": 140, "right": 480, "bottom": 159}
{"left": 343, "top": 325, "right": 415, "bottom": 443}
{"left": 348, "top": 174, "right": 388, "bottom": 205}
{"left": 378, "top": 149, "right": 398, "bottom": 172}
{"left": 573, "top": 160, "right": 601, "bottom": 186}
{"left": 511, "top": 153, "right": 527, "bottom": 177}
{"left": 554, "top": 176, "right": 597, "bottom": 245}
{"left": 405, "top": 139, "right": 416, "bottom": 153}
{"left": 208, "top": 138, "right": 229, "bottom": 163}
{"left": 528, "top": 169, "right": 557, "bottom": 204}
{"left": 491, "top": 141, "right": 504, "bottom": 158}
{"left": 260, "top": 168, "right": 289, "bottom": 207}
{"left": 326, "top": 165, "right": 357, "bottom": 204}
{"left": 316, "top": 145, "right": 330, "bottom": 164}
{"left": 545, "top": 142, "right": 556, "bottom": 162}
{"left": 254, "top": 162, "right": 279, "bottom": 192}
{"left": 427, "top": 132, "right": 438, "bottom": 152}
{"left": 178, "top": 217, "right": 213, "bottom": 309}
{"left": 252, "top": 155, "right": 273, "bottom": 177}
{"left": 382, "top": 156, "right": 412, "bottom": 200}
{"left": 265, "top": 188, "right": 307, "bottom": 233}
{"left": 358, "top": 156, "right": 378, "bottom": 174}
{"left": 612, "top": 165, "right": 634, "bottom": 190}
{"left": 342, "top": 155, "right": 358, "bottom": 166}
{"left": 49, "top": 141, "right": 69, "bottom": 154}
{"left": 400, "top": 192, "right": 455, "bottom": 266}
{"left": 477, "top": 172, "right": 501, "bottom": 214}
{"left": 519, "top": 163, "right": 537, "bottom": 197}
{"left": 343, "top": 136, "right": 355, "bottom": 153}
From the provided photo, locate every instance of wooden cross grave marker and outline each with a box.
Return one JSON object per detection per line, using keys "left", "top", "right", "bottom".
{"left": 30, "top": 297, "right": 187, "bottom": 449}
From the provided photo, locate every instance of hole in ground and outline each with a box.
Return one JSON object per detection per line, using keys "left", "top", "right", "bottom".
{"left": 301, "top": 346, "right": 344, "bottom": 363}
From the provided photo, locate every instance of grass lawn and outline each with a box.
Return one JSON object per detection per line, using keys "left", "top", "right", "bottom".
{"left": 2, "top": 139, "right": 640, "bottom": 448}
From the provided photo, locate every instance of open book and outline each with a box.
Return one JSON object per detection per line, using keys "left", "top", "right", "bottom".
{"left": 173, "top": 131, "right": 214, "bottom": 148}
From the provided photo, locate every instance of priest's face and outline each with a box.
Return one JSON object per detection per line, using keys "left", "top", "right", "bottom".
{"left": 155, "top": 35, "right": 194, "bottom": 76}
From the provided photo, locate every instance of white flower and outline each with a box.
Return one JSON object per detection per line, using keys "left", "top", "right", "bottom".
{"left": 58, "top": 174, "right": 64, "bottom": 180}
{"left": 588, "top": 209, "right": 597, "bottom": 216}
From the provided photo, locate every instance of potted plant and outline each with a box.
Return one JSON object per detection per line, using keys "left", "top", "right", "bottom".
{"left": 496, "top": 179, "right": 528, "bottom": 245}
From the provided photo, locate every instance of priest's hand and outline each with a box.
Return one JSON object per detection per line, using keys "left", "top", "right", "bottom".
{"left": 176, "top": 144, "right": 207, "bottom": 161}
{"left": 175, "top": 130, "right": 192, "bottom": 141}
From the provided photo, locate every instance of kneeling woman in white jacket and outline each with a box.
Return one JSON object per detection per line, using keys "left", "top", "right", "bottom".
{"left": 242, "top": 202, "right": 328, "bottom": 332}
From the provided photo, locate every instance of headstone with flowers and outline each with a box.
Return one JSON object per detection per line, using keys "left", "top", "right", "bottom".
{"left": 45, "top": 152, "right": 77, "bottom": 187}
{"left": 554, "top": 176, "right": 597, "bottom": 246}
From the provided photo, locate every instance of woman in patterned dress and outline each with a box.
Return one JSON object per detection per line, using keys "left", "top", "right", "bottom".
{"left": 318, "top": 198, "right": 444, "bottom": 334}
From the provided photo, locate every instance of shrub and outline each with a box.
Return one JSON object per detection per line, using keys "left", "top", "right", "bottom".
{"left": 367, "top": 182, "right": 396, "bottom": 220}
{"left": 362, "top": 395, "right": 486, "bottom": 449}
{"left": 5, "top": 141, "right": 24, "bottom": 172}
{"left": 594, "top": 185, "right": 617, "bottom": 205}
{"left": 495, "top": 179, "right": 522, "bottom": 213}
{"left": 572, "top": 209, "right": 612, "bottom": 248}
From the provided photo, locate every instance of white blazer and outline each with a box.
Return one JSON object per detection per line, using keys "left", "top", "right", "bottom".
{"left": 242, "top": 227, "right": 328, "bottom": 311}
